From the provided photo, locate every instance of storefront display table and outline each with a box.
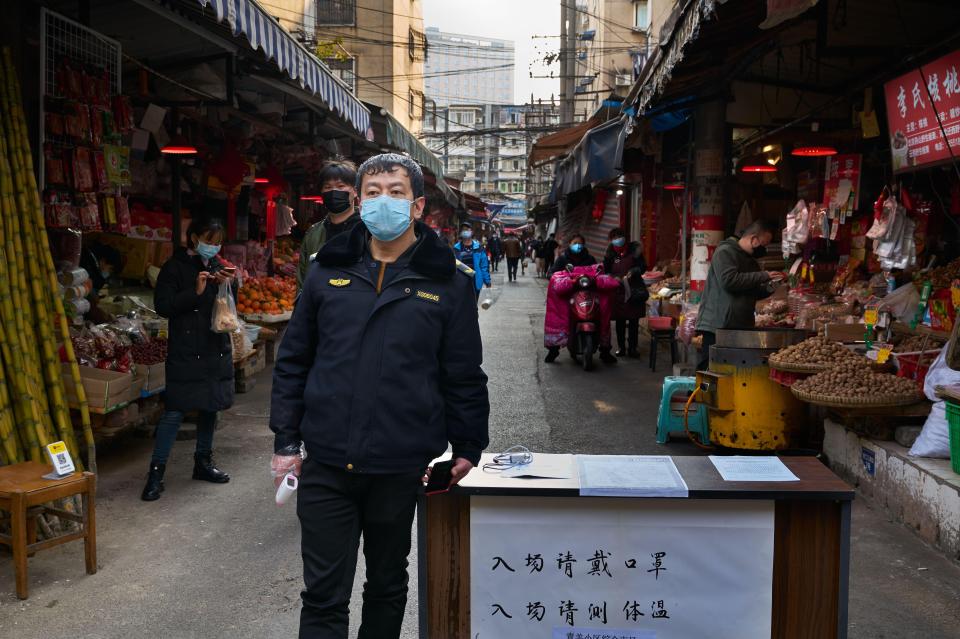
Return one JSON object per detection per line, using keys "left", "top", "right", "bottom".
{"left": 0, "top": 461, "right": 97, "bottom": 599}
{"left": 419, "top": 454, "right": 853, "bottom": 639}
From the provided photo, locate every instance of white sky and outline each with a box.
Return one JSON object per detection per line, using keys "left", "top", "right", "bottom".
{"left": 422, "top": 0, "right": 561, "bottom": 104}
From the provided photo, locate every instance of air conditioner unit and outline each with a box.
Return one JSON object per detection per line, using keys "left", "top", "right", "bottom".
{"left": 615, "top": 73, "right": 633, "bottom": 87}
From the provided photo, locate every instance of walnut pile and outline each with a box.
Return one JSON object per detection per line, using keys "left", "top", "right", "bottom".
{"left": 770, "top": 336, "right": 863, "bottom": 366}
{"left": 894, "top": 334, "right": 945, "bottom": 353}
{"left": 793, "top": 359, "right": 919, "bottom": 399}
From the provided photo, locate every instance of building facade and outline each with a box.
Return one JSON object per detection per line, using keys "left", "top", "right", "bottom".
{"left": 276, "top": 0, "right": 428, "bottom": 134}
{"left": 422, "top": 103, "right": 560, "bottom": 218}
{"left": 423, "top": 27, "right": 515, "bottom": 107}
{"left": 564, "top": 0, "right": 652, "bottom": 120}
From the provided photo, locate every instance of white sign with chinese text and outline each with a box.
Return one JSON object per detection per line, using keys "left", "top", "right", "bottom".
{"left": 45, "top": 441, "right": 75, "bottom": 477}
{"left": 470, "top": 497, "right": 774, "bottom": 639}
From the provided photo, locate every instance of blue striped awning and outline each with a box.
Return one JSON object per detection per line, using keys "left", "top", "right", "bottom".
{"left": 196, "top": 0, "right": 370, "bottom": 136}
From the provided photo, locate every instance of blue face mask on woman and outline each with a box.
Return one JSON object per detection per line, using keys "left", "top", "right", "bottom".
{"left": 196, "top": 241, "right": 221, "bottom": 260}
{"left": 612, "top": 237, "right": 626, "bottom": 248}
{"left": 570, "top": 243, "right": 583, "bottom": 254}
{"left": 361, "top": 195, "right": 413, "bottom": 241}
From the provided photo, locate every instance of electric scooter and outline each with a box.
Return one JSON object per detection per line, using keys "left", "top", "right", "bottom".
{"left": 566, "top": 265, "right": 601, "bottom": 371}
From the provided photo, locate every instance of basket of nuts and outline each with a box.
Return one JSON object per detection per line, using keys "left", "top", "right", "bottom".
{"left": 768, "top": 336, "right": 865, "bottom": 373}
{"left": 791, "top": 359, "right": 924, "bottom": 407}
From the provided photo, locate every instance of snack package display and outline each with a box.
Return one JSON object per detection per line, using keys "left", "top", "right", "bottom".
{"left": 212, "top": 281, "right": 240, "bottom": 333}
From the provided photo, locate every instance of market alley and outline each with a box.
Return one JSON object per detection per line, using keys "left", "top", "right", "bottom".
{"left": 1, "top": 273, "right": 958, "bottom": 638}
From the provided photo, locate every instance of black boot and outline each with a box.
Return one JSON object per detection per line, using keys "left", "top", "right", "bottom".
{"left": 544, "top": 347, "right": 561, "bottom": 363}
{"left": 192, "top": 452, "right": 230, "bottom": 484}
{"left": 141, "top": 463, "right": 166, "bottom": 501}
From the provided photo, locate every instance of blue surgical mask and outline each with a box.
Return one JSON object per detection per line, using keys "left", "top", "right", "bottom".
{"left": 612, "top": 237, "right": 626, "bottom": 248}
{"left": 100, "top": 270, "right": 112, "bottom": 280}
{"left": 196, "top": 241, "right": 220, "bottom": 260}
{"left": 361, "top": 195, "right": 413, "bottom": 242}
{"left": 461, "top": 230, "right": 473, "bottom": 239}
{"left": 570, "top": 243, "right": 583, "bottom": 254}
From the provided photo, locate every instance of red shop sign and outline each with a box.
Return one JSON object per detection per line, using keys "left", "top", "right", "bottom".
{"left": 884, "top": 49, "right": 960, "bottom": 173}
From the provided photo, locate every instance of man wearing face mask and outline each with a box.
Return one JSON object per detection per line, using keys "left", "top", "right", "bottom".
{"left": 695, "top": 219, "right": 785, "bottom": 369}
{"left": 549, "top": 233, "right": 596, "bottom": 274}
{"left": 296, "top": 160, "right": 361, "bottom": 289}
{"left": 270, "top": 153, "right": 489, "bottom": 639}
{"left": 453, "top": 223, "right": 492, "bottom": 300}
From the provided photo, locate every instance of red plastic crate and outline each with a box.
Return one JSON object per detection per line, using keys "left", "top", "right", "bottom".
{"left": 895, "top": 350, "right": 940, "bottom": 389}
{"left": 648, "top": 316, "right": 674, "bottom": 330}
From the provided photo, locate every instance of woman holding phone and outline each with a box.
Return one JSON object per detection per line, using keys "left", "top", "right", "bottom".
{"left": 142, "top": 217, "right": 237, "bottom": 501}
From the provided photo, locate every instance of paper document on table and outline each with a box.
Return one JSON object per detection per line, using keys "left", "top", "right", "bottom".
{"left": 709, "top": 456, "right": 799, "bottom": 482}
{"left": 577, "top": 455, "right": 688, "bottom": 497}
{"left": 500, "top": 453, "right": 574, "bottom": 479}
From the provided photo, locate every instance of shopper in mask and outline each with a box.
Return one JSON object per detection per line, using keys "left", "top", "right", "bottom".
{"left": 270, "top": 153, "right": 489, "bottom": 639}
{"left": 549, "top": 233, "right": 596, "bottom": 274}
{"left": 296, "top": 160, "right": 361, "bottom": 288}
{"left": 142, "top": 217, "right": 236, "bottom": 501}
{"left": 453, "top": 222, "right": 492, "bottom": 299}
{"left": 695, "top": 219, "right": 785, "bottom": 369}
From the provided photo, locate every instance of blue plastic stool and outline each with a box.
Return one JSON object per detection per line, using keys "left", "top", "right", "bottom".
{"left": 656, "top": 376, "right": 709, "bottom": 444}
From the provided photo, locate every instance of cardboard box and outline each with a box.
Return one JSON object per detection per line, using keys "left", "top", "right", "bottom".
{"left": 822, "top": 323, "right": 868, "bottom": 343}
{"left": 139, "top": 362, "right": 165, "bottom": 393}
{"left": 62, "top": 364, "right": 134, "bottom": 410}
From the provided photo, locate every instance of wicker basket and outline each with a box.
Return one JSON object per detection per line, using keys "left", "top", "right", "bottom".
{"left": 791, "top": 386, "right": 924, "bottom": 408}
{"left": 767, "top": 357, "right": 831, "bottom": 373}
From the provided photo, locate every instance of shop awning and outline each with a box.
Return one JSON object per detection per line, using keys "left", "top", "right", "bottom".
{"left": 549, "top": 117, "right": 628, "bottom": 203}
{"left": 384, "top": 114, "right": 444, "bottom": 178}
{"left": 529, "top": 117, "right": 601, "bottom": 166}
{"left": 195, "top": 0, "right": 370, "bottom": 136}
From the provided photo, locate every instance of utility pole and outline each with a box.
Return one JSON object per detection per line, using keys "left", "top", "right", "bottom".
{"left": 560, "top": 0, "right": 576, "bottom": 125}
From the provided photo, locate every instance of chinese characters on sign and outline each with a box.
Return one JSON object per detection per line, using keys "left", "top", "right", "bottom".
{"left": 884, "top": 49, "right": 960, "bottom": 173}
{"left": 471, "top": 497, "right": 775, "bottom": 639}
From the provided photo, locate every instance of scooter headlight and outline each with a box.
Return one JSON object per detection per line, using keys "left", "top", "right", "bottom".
{"left": 578, "top": 276, "right": 591, "bottom": 288}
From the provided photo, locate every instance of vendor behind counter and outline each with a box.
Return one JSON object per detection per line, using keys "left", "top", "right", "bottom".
{"left": 79, "top": 241, "right": 122, "bottom": 323}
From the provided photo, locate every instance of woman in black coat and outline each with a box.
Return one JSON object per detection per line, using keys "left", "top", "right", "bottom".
{"left": 603, "top": 227, "right": 648, "bottom": 357}
{"left": 549, "top": 233, "right": 596, "bottom": 275}
{"left": 142, "top": 218, "right": 237, "bottom": 501}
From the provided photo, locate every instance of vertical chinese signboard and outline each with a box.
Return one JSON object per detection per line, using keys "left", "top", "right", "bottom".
{"left": 883, "top": 49, "right": 960, "bottom": 173}
{"left": 822, "top": 154, "right": 862, "bottom": 210}
{"left": 470, "top": 497, "right": 775, "bottom": 639}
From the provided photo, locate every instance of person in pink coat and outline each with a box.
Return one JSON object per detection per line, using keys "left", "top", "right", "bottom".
{"left": 544, "top": 261, "right": 619, "bottom": 364}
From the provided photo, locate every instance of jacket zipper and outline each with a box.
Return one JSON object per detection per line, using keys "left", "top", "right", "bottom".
{"left": 375, "top": 262, "right": 387, "bottom": 295}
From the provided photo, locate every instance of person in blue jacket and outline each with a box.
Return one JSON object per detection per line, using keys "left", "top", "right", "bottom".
{"left": 453, "top": 222, "right": 492, "bottom": 299}
{"left": 270, "top": 153, "right": 489, "bottom": 639}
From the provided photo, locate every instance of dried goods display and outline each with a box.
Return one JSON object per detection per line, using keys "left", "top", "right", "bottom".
{"left": 922, "top": 257, "right": 960, "bottom": 289}
{"left": 893, "top": 334, "right": 945, "bottom": 353}
{"left": 131, "top": 338, "right": 167, "bottom": 365}
{"left": 768, "top": 336, "right": 864, "bottom": 372}
{"left": 792, "top": 359, "right": 923, "bottom": 407}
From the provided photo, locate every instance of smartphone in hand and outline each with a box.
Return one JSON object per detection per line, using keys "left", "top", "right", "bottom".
{"left": 425, "top": 460, "right": 455, "bottom": 495}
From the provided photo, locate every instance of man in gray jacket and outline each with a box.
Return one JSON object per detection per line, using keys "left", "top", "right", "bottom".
{"left": 695, "top": 219, "right": 785, "bottom": 369}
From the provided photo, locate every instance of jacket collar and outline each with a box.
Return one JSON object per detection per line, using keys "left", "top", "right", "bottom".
{"left": 317, "top": 220, "right": 456, "bottom": 280}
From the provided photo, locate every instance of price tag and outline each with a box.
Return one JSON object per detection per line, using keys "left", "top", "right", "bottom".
{"left": 45, "top": 441, "right": 76, "bottom": 477}
{"left": 864, "top": 309, "right": 878, "bottom": 325}
{"left": 876, "top": 348, "right": 892, "bottom": 364}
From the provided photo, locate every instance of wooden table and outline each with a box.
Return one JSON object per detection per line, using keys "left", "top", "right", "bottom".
{"left": 0, "top": 462, "right": 97, "bottom": 599}
{"left": 418, "top": 454, "right": 853, "bottom": 639}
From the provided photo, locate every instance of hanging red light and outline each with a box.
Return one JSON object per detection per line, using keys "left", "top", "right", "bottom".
{"left": 663, "top": 183, "right": 686, "bottom": 191}
{"left": 160, "top": 133, "right": 197, "bottom": 155}
{"left": 791, "top": 146, "right": 838, "bottom": 157}
{"left": 740, "top": 164, "right": 778, "bottom": 173}
{"left": 254, "top": 177, "right": 270, "bottom": 184}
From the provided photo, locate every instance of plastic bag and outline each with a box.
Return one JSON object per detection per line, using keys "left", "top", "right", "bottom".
{"left": 909, "top": 345, "right": 956, "bottom": 458}
{"left": 878, "top": 282, "right": 920, "bottom": 323}
{"left": 211, "top": 281, "right": 240, "bottom": 333}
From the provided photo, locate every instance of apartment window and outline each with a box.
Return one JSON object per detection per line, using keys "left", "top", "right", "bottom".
{"left": 317, "top": 0, "right": 355, "bottom": 26}
{"left": 408, "top": 88, "right": 424, "bottom": 121}
{"left": 513, "top": 160, "right": 520, "bottom": 170}
{"left": 498, "top": 182, "right": 509, "bottom": 193}
{"left": 324, "top": 58, "right": 356, "bottom": 93}
{"left": 451, "top": 110, "right": 475, "bottom": 126}
{"left": 633, "top": 0, "right": 650, "bottom": 30}
{"left": 408, "top": 28, "right": 427, "bottom": 61}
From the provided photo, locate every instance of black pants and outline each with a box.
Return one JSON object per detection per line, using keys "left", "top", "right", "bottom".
{"left": 697, "top": 331, "right": 716, "bottom": 371}
{"left": 506, "top": 257, "right": 520, "bottom": 281}
{"left": 492, "top": 254, "right": 501, "bottom": 271}
{"left": 615, "top": 318, "right": 639, "bottom": 352}
{"left": 297, "top": 459, "right": 422, "bottom": 639}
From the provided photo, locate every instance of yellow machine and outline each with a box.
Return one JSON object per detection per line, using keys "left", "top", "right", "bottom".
{"left": 695, "top": 329, "right": 808, "bottom": 451}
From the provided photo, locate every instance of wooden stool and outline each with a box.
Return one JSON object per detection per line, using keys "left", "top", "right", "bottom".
{"left": 0, "top": 461, "right": 97, "bottom": 599}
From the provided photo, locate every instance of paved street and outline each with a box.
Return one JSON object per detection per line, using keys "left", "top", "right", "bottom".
{"left": 2, "top": 271, "right": 959, "bottom": 638}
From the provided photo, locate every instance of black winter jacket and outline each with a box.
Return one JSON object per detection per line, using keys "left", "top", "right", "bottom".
{"left": 550, "top": 248, "right": 597, "bottom": 274}
{"left": 270, "top": 221, "right": 490, "bottom": 473}
{"left": 154, "top": 248, "right": 235, "bottom": 413}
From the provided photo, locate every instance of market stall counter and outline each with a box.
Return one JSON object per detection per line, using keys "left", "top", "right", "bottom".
{"left": 419, "top": 453, "right": 854, "bottom": 639}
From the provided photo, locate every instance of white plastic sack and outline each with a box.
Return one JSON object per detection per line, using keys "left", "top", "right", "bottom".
{"left": 909, "top": 345, "right": 956, "bottom": 458}
{"left": 879, "top": 283, "right": 920, "bottom": 324}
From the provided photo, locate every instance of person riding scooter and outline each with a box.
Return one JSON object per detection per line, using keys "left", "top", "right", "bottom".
{"left": 544, "top": 261, "right": 619, "bottom": 365}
